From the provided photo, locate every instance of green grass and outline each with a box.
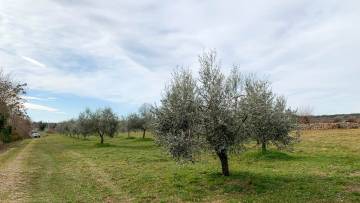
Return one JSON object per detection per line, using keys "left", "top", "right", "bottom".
{"left": 1, "top": 129, "right": 359, "bottom": 202}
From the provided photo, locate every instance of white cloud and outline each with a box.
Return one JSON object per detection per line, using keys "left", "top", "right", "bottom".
{"left": 21, "top": 96, "right": 43, "bottom": 101}
{"left": 21, "top": 96, "right": 57, "bottom": 101}
{"left": 1, "top": 0, "right": 360, "bottom": 114}
{"left": 24, "top": 102, "right": 60, "bottom": 113}
{"left": 20, "top": 55, "right": 46, "bottom": 68}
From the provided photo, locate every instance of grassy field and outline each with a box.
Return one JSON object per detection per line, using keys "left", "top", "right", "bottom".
{"left": 0, "top": 129, "right": 359, "bottom": 202}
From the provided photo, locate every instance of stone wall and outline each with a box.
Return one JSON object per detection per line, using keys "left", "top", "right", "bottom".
{"left": 300, "top": 122, "right": 360, "bottom": 130}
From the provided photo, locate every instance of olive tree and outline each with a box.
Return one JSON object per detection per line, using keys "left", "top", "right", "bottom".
{"left": 92, "top": 108, "right": 118, "bottom": 144}
{"left": 38, "top": 121, "right": 47, "bottom": 131}
{"left": 126, "top": 113, "right": 142, "bottom": 137}
{"left": 197, "top": 52, "right": 248, "bottom": 176}
{"left": 242, "top": 79, "right": 299, "bottom": 153}
{"left": 77, "top": 108, "right": 93, "bottom": 139}
{"left": 138, "top": 103, "right": 154, "bottom": 139}
{"left": 154, "top": 52, "right": 248, "bottom": 176}
{"left": 153, "top": 68, "right": 201, "bottom": 161}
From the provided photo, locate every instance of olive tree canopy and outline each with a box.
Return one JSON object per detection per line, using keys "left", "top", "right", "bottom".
{"left": 138, "top": 103, "right": 154, "bottom": 138}
{"left": 92, "top": 107, "right": 119, "bottom": 144}
{"left": 59, "top": 107, "right": 119, "bottom": 144}
{"left": 197, "top": 52, "right": 248, "bottom": 176}
{"left": 154, "top": 52, "right": 249, "bottom": 176}
{"left": 153, "top": 68, "right": 201, "bottom": 161}
{"left": 242, "top": 78, "right": 299, "bottom": 152}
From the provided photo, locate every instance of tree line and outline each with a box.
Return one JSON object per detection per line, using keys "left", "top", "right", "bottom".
{"left": 56, "top": 103, "right": 154, "bottom": 143}
{"left": 0, "top": 69, "right": 31, "bottom": 145}
{"left": 56, "top": 51, "right": 299, "bottom": 176}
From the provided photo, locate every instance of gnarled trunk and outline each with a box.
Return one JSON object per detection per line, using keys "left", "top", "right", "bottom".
{"left": 100, "top": 134, "right": 104, "bottom": 144}
{"left": 216, "top": 149, "right": 230, "bottom": 176}
{"left": 142, "top": 129, "right": 146, "bottom": 139}
{"left": 261, "top": 141, "right": 266, "bottom": 153}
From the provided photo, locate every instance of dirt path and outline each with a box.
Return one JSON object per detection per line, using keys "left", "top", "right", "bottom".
{"left": 0, "top": 140, "right": 35, "bottom": 202}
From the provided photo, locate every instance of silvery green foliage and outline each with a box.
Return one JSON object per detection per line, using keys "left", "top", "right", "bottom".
{"left": 154, "top": 52, "right": 248, "bottom": 169}
{"left": 126, "top": 113, "right": 142, "bottom": 132}
{"left": 242, "top": 79, "right": 299, "bottom": 152}
{"left": 153, "top": 68, "right": 202, "bottom": 161}
{"left": 138, "top": 103, "right": 154, "bottom": 138}
{"left": 56, "top": 119, "right": 78, "bottom": 137}
{"left": 77, "top": 108, "right": 93, "bottom": 138}
{"left": 92, "top": 107, "right": 119, "bottom": 139}
{"left": 57, "top": 107, "right": 118, "bottom": 143}
{"left": 198, "top": 52, "right": 248, "bottom": 155}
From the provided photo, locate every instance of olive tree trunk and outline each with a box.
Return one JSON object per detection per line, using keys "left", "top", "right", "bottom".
{"left": 216, "top": 149, "right": 230, "bottom": 176}
{"left": 261, "top": 141, "right": 267, "bottom": 153}
{"left": 100, "top": 134, "right": 104, "bottom": 144}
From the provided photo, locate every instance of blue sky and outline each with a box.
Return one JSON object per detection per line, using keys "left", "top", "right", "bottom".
{"left": 1, "top": 0, "right": 360, "bottom": 122}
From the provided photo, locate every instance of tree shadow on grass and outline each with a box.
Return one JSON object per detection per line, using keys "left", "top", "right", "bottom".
{"left": 125, "top": 136, "right": 136, "bottom": 140}
{"left": 166, "top": 169, "right": 335, "bottom": 201}
{"left": 242, "top": 150, "right": 303, "bottom": 161}
{"left": 94, "top": 143, "right": 117, "bottom": 148}
{"left": 205, "top": 170, "right": 335, "bottom": 195}
{"left": 92, "top": 142, "right": 156, "bottom": 150}
{"left": 133, "top": 137, "right": 154, "bottom": 142}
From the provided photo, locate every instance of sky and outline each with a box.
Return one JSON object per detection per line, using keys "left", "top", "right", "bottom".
{"left": 1, "top": 0, "right": 360, "bottom": 122}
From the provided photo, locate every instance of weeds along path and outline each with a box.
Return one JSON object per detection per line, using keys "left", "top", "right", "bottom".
{"left": 0, "top": 139, "right": 35, "bottom": 202}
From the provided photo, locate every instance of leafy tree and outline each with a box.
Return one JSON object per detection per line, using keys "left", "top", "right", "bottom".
{"left": 38, "top": 121, "right": 47, "bottom": 131}
{"left": 56, "top": 119, "right": 78, "bottom": 137}
{"left": 58, "top": 108, "right": 118, "bottom": 143}
{"left": 0, "top": 112, "right": 12, "bottom": 143}
{"left": 153, "top": 68, "right": 201, "bottom": 161}
{"left": 242, "top": 79, "right": 299, "bottom": 153}
{"left": 77, "top": 108, "right": 93, "bottom": 139}
{"left": 126, "top": 113, "right": 142, "bottom": 137}
{"left": 197, "top": 52, "right": 248, "bottom": 176}
{"left": 92, "top": 108, "right": 118, "bottom": 144}
{"left": 117, "top": 116, "right": 128, "bottom": 133}
{"left": 154, "top": 52, "right": 248, "bottom": 176}
{"left": 138, "top": 103, "right": 154, "bottom": 138}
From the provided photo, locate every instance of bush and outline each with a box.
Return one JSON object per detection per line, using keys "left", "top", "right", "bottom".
{"left": 333, "top": 117, "right": 343, "bottom": 123}
{"left": 346, "top": 117, "right": 357, "bottom": 123}
{"left": 0, "top": 126, "right": 12, "bottom": 143}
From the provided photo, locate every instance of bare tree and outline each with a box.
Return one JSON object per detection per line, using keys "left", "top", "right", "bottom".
{"left": 0, "top": 70, "right": 26, "bottom": 115}
{"left": 0, "top": 69, "right": 30, "bottom": 143}
{"left": 297, "top": 105, "right": 314, "bottom": 124}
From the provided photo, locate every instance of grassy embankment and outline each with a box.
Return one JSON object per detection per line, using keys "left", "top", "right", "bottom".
{"left": 0, "top": 129, "right": 359, "bottom": 202}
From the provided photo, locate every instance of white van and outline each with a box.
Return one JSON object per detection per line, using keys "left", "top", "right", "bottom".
{"left": 31, "top": 132, "right": 40, "bottom": 138}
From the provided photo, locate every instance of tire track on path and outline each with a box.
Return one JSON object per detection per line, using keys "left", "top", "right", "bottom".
{"left": 0, "top": 139, "right": 35, "bottom": 202}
